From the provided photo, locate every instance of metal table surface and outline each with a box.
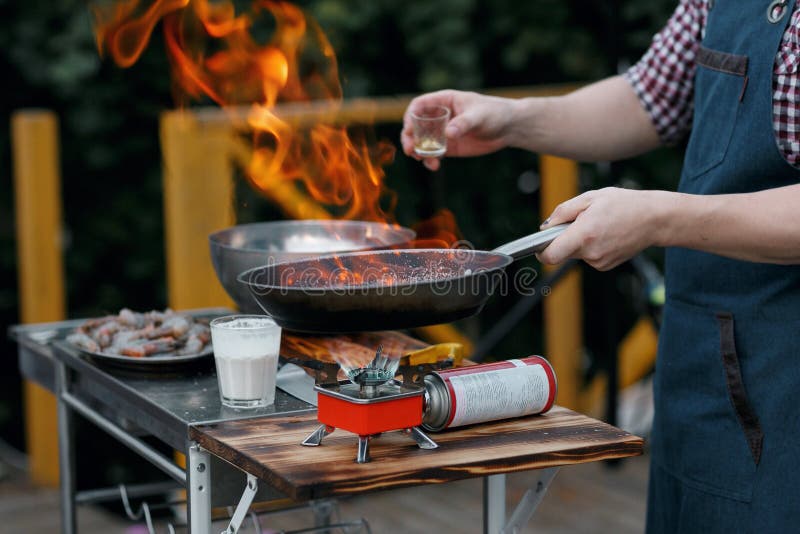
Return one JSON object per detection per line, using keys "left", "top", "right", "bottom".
{"left": 51, "top": 340, "right": 313, "bottom": 452}
{"left": 10, "top": 312, "right": 316, "bottom": 534}
{"left": 11, "top": 313, "right": 314, "bottom": 452}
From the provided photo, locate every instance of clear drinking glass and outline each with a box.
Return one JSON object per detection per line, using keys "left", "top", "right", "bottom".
{"left": 210, "top": 315, "right": 282, "bottom": 408}
{"left": 411, "top": 105, "right": 451, "bottom": 157}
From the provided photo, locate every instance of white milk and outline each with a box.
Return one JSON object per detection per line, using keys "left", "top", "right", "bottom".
{"left": 210, "top": 316, "right": 281, "bottom": 408}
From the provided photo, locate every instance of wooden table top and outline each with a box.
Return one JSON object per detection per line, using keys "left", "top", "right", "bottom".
{"left": 190, "top": 406, "right": 644, "bottom": 501}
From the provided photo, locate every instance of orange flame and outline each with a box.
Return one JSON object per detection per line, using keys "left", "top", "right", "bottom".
{"left": 92, "top": 0, "right": 459, "bottom": 244}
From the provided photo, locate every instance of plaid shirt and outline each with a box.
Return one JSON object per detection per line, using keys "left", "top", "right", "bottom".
{"left": 626, "top": 0, "right": 800, "bottom": 168}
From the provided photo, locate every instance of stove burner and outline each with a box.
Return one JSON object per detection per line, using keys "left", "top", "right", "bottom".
{"left": 302, "top": 345, "right": 438, "bottom": 463}
{"left": 348, "top": 368, "right": 392, "bottom": 395}
{"left": 343, "top": 344, "right": 402, "bottom": 397}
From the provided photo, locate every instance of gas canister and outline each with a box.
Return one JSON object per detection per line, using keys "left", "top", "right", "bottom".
{"left": 422, "top": 356, "right": 557, "bottom": 432}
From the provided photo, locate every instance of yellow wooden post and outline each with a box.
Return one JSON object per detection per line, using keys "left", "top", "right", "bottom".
{"left": 11, "top": 110, "right": 65, "bottom": 487}
{"left": 539, "top": 155, "right": 582, "bottom": 410}
{"left": 161, "top": 110, "right": 240, "bottom": 474}
{"left": 618, "top": 317, "right": 658, "bottom": 389}
{"left": 160, "top": 111, "right": 237, "bottom": 310}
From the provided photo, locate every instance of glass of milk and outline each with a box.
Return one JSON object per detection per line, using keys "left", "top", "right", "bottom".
{"left": 210, "top": 315, "right": 282, "bottom": 408}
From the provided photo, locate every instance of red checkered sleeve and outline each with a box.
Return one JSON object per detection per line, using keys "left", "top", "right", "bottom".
{"left": 624, "top": 0, "right": 707, "bottom": 145}
{"left": 626, "top": 1, "right": 800, "bottom": 168}
{"left": 774, "top": 9, "right": 800, "bottom": 168}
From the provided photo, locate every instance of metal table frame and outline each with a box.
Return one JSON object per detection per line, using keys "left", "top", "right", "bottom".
{"left": 12, "top": 316, "right": 559, "bottom": 534}
{"left": 216, "top": 465, "right": 559, "bottom": 534}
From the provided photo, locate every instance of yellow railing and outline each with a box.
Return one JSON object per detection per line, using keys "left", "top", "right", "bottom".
{"left": 540, "top": 155, "right": 583, "bottom": 410}
{"left": 12, "top": 110, "right": 66, "bottom": 487}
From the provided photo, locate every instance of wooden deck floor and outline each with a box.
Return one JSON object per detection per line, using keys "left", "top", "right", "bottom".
{"left": 0, "top": 452, "right": 649, "bottom": 533}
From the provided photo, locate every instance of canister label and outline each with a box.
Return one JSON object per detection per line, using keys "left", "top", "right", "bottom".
{"left": 448, "top": 359, "right": 551, "bottom": 427}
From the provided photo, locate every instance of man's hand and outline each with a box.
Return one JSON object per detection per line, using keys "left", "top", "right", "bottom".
{"left": 401, "top": 90, "right": 517, "bottom": 171}
{"left": 538, "top": 187, "right": 670, "bottom": 271}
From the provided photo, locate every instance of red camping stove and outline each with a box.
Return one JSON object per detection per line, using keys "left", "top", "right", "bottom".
{"left": 301, "top": 368, "right": 438, "bottom": 463}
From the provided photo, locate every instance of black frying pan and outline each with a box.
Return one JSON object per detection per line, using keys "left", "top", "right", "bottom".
{"left": 238, "top": 224, "right": 569, "bottom": 333}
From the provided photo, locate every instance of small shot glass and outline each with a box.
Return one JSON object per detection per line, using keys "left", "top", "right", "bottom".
{"left": 411, "top": 105, "right": 451, "bottom": 158}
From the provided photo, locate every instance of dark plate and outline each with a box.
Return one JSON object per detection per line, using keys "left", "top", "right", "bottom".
{"left": 66, "top": 309, "right": 227, "bottom": 371}
{"left": 70, "top": 343, "right": 214, "bottom": 370}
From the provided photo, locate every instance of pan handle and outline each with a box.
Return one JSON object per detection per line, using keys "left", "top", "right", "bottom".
{"left": 491, "top": 223, "right": 571, "bottom": 260}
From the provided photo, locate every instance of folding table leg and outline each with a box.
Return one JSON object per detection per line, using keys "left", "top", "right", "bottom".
{"left": 187, "top": 442, "right": 211, "bottom": 534}
{"left": 483, "top": 474, "right": 506, "bottom": 534}
{"left": 312, "top": 499, "right": 337, "bottom": 530}
{"left": 223, "top": 474, "right": 259, "bottom": 534}
{"left": 56, "top": 360, "right": 76, "bottom": 534}
{"left": 501, "top": 467, "right": 560, "bottom": 534}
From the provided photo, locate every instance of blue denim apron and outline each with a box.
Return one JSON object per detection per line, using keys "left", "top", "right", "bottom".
{"left": 646, "top": 1, "right": 800, "bottom": 532}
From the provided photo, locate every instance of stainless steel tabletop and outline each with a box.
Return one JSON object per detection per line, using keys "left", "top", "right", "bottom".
{"left": 10, "top": 311, "right": 315, "bottom": 452}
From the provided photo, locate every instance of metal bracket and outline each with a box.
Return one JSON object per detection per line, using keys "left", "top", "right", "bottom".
{"left": 356, "top": 435, "right": 371, "bottom": 464}
{"left": 56, "top": 359, "right": 77, "bottom": 534}
{"left": 398, "top": 361, "right": 452, "bottom": 385}
{"left": 222, "top": 474, "right": 259, "bottom": 534}
{"left": 304, "top": 424, "right": 437, "bottom": 464}
{"left": 63, "top": 390, "right": 186, "bottom": 484}
{"left": 405, "top": 427, "right": 438, "bottom": 450}
{"left": 302, "top": 424, "right": 335, "bottom": 446}
{"left": 500, "top": 467, "right": 559, "bottom": 534}
{"left": 188, "top": 443, "right": 212, "bottom": 534}
{"left": 311, "top": 499, "right": 337, "bottom": 529}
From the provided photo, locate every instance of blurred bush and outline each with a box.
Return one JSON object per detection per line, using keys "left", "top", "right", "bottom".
{"left": 1, "top": 0, "right": 682, "bottom": 472}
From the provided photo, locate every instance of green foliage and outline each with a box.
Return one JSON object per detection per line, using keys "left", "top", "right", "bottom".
{"left": 1, "top": 0, "right": 682, "bottom": 454}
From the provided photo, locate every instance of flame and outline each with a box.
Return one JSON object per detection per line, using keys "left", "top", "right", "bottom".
{"left": 92, "top": 0, "right": 190, "bottom": 68}
{"left": 412, "top": 210, "right": 460, "bottom": 249}
{"left": 92, "top": 0, "right": 459, "bottom": 244}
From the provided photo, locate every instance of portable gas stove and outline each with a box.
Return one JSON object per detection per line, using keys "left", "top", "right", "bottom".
{"left": 301, "top": 347, "right": 438, "bottom": 463}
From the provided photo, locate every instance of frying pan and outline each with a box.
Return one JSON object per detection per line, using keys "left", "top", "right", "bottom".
{"left": 209, "top": 220, "right": 416, "bottom": 313}
{"left": 238, "top": 224, "right": 570, "bottom": 333}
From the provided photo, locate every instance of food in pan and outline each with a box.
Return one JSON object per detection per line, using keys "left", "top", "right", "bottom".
{"left": 67, "top": 308, "right": 211, "bottom": 358}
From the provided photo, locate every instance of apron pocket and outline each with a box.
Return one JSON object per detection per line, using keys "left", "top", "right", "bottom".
{"left": 653, "top": 299, "right": 759, "bottom": 502}
{"left": 696, "top": 46, "right": 748, "bottom": 77}
{"left": 716, "top": 312, "right": 763, "bottom": 464}
{"left": 682, "top": 46, "right": 749, "bottom": 181}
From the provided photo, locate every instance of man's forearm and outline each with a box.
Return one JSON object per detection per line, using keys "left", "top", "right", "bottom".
{"left": 506, "top": 75, "right": 662, "bottom": 161}
{"left": 655, "top": 185, "right": 800, "bottom": 264}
